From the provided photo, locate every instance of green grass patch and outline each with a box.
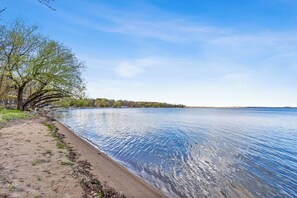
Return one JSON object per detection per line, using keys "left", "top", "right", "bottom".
{"left": 96, "top": 192, "right": 102, "bottom": 198}
{"left": 56, "top": 140, "right": 65, "bottom": 149}
{"left": 44, "top": 122, "right": 66, "bottom": 150}
{"left": 45, "top": 123, "right": 59, "bottom": 138}
{"left": 46, "top": 124, "right": 55, "bottom": 131}
{"left": 0, "top": 109, "right": 33, "bottom": 123}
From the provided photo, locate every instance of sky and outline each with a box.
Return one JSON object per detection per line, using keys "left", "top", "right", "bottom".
{"left": 1, "top": 0, "right": 297, "bottom": 107}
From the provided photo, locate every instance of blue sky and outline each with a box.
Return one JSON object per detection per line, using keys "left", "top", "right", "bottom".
{"left": 2, "top": 0, "right": 297, "bottom": 106}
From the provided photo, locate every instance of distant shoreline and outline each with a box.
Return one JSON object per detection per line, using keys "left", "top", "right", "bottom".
{"left": 54, "top": 106, "right": 297, "bottom": 111}
{"left": 186, "top": 106, "right": 297, "bottom": 108}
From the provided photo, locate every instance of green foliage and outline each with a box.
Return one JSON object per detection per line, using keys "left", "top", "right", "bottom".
{"left": 0, "top": 19, "right": 85, "bottom": 110}
{"left": 73, "top": 99, "right": 89, "bottom": 107}
{"left": 113, "top": 100, "right": 121, "bottom": 108}
{"left": 56, "top": 97, "right": 185, "bottom": 108}
{"left": 96, "top": 192, "right": 102, "bottom": 198}
{"left": 60, "top": 100, "right": 70, "bottom": 108}
{"left": 47, "top": 124, "right": 55, "bottom": 131}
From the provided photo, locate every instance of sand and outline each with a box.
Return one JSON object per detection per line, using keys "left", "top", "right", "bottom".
{"left": 0, "top": 117, "right": 165, "bottom": 198}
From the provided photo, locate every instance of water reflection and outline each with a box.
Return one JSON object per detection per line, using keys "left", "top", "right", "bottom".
{"left": 53, "top": 108, "right": 297, "bottom": 198}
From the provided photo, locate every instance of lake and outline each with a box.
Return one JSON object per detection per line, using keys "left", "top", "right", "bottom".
{"left": 53, "top": 108, "right": 297, "bottom": 197}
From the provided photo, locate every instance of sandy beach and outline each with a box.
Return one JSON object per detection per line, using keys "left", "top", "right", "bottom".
{"left": 0, "top": 117, "right": 165, "bottom": 198}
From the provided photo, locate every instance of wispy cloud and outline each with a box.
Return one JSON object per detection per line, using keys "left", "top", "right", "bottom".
{"left": 58, "top": 4, "right": 229, "bottom": 43}
{"left": 115, "top": 62, "right": 143, "bottom": 77}
{"left": 59, "top": 5, "right": 297, "bottom": 59}
{"left": 54, "top": 1, "right": 297, "bottom": 106}
{"left": 114, "top": 58, "right": 157, "bottom": 77}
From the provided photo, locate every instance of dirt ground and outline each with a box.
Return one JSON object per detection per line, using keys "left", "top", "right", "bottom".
{"left": 0, "top": 117, "right": 165, "bottom": 198}
{"left": 0, "top": 117, "right": 82, "bottom": 197}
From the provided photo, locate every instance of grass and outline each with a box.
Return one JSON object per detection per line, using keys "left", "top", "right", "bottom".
{"left": 56, "top": 140, "right": 65, "bottom": 149}
{"left": 96, "top": 192, "right": 102, "bottom": 198}
{"left": 46, "top": 124, "right": 55, "bottom": 131}
{"left": 45, "top": 123, "right": 66, "bottom": 149}
{"left": 0, "top": 109, "right": 33, "bottom": 123}
{"left": 60, "top": 161, "right": 74, "bottom": 166}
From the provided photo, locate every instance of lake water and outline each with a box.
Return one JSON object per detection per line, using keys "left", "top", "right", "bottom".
{"left": 53, "top": 108, "right": 297, "bottom": 198}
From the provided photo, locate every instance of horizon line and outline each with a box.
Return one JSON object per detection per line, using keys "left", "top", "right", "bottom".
{"left": 186, "top": 106, "right": 297, "bottom": 108}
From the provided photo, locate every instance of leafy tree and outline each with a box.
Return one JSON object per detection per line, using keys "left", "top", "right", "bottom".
{"left": 58, "top": 97, "right": 185, "bottom": 109}
{"left": 0, "top": 20, "right": 85, "bottom": 110}
{"left": 113, "top": 100, "right": 121, "bottom": 108}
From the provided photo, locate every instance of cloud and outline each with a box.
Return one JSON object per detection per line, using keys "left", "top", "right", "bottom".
{"left": 55, "top": 2, "right": 297, "bottom": 106}
{"left": 221, "top": 73, "right": 250, "bottom": 82}
{"left": 58, "top": 5, "right": 228, "bottom": 43}
{"left": 114, "top": 59, "right": 157, "bottom": 78}
{"left": 115, "top": 62, "right": 143, "bottom": 77}
{"left": 59, "top": 5, "right": 297, "bottom": 59}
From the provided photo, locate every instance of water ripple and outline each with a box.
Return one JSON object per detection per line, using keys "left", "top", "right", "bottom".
{"left": 53, "top": 108, "right": 297, "bottom": 198}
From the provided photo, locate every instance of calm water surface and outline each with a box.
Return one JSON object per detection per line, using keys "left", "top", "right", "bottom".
{"left": 53, "top": 108, "right": 297, "bottom": 198}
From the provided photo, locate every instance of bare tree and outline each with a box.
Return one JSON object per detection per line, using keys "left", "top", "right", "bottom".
{"left": 38, "top": 0, "right": 56, "bottom": 11}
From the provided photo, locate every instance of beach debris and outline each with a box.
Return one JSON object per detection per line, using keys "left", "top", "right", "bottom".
{"left": 81, "top": 177, "right": 126, "bottom": 198}
{"left": 41, "top": 149, "right": 53, "bottom": 157}
{"left": 44, "top": 118, "right": 126, "bottom": 198}
{"left": 0, "top": 193, "right": 8, "bottom": 198}
{"left": 0, "top": 165, "right": 4, "bottom": 171}
{"left": 67, "top": 146, "right": 80, "bottom": 162}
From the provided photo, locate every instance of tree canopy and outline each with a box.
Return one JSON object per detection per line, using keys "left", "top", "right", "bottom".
{"left": 57, "top": 98, "right": 185, "bottom": 109}
{"left": 0, "top": 19, "right": 85, "bottom": 110}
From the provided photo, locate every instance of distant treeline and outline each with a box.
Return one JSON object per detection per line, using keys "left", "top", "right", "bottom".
{"left": 57, "top": 98, "right": 185, "bottom": 108}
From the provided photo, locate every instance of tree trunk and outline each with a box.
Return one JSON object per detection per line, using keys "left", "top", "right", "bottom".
{"left": 17, "top": 87, "right": 24, "bottom": 110}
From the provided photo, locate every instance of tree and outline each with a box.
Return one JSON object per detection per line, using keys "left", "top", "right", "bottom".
{"left": 0, "top": 7, "right": 6, "bottom": 14}
{"left": 0, "top": 20, "right": 85, "bottom": 110}
{"left": 113, "top": 100, "right": 121, "bottom": 108}
{"left": 38, "top": 0, "right": 56, "bottom": 11}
